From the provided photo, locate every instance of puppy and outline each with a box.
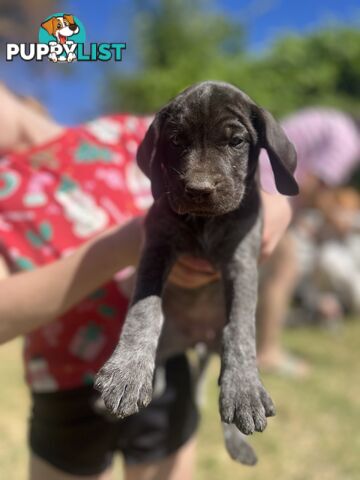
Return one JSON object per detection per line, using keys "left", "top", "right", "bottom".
{"left": 96, "top": 81, "right": 298, "bottom": 463}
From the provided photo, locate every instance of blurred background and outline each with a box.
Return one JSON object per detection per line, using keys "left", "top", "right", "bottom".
{"left": 1, "top": 0, "right": 360, "bottom": 121}
{"left": 0, "top": 1, "right": 359, "bottom": 479}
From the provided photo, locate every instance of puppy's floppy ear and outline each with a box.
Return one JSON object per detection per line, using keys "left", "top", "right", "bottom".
{"left": 64, "top": 14, "right": 75, "bottom": 25}
{"left": 254, "top": 106, "right": 299, "bottom": 196}
{"left": 137, "top": 112, "right": 166, "bottom": 200}
{"left": 41, "top": 17, "right": 57, "bottom": 35}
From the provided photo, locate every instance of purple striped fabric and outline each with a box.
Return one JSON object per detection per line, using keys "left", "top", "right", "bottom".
{"left": 260, "top": 108, "right": 360, "bottom": 193}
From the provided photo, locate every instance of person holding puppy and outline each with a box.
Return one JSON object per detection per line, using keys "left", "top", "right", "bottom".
{"left": 0, "top": 84, "right": 291, "bottom": 480}
{"left": 257, "top": 107, "right": 360, "bottom": 374}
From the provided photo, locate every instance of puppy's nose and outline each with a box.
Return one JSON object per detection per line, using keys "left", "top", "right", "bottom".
{"left": 69, "top": 24, "right": 78, "bottom": 31}
{"left": 185, "top": 182, "right": 215, "bottom": 200}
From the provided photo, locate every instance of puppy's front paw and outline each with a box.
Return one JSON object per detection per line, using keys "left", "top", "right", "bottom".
{"left": 220, "top": 368, "right": 275, "bottom": 435}
{"left": 95, "top": 350, "right": 154, "bottom": 418}
{"left": 48, "top": 53, "right": 58, "bottom": 62}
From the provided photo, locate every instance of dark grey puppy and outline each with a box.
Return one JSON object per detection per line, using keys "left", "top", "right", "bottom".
{"left": 95, "top": 81, "right": 298, "bottom": 463}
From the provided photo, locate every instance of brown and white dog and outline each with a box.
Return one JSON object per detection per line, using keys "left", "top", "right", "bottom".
{"left": 41, "top": 14, "right": 79, "bottom": 62}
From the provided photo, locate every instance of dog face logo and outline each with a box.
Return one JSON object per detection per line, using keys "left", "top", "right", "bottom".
{"left": 41, "top": 15, "right": 79, "bottom": 45}
{"left": 39, "top": 13, "right": 85, "bottom": 63}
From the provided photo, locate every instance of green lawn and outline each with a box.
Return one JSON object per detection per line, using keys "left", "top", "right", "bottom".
{"left": 1, "top": 321, "right": 359, "bottom": 479}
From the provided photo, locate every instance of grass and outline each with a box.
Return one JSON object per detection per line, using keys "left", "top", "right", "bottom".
{"left": 0, "top": 320, "right": 359, "bottom": 479}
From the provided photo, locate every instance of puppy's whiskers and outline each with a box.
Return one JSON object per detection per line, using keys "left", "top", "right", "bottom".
{"left": 170, "top": 166, "right": 184, "bottom": 177}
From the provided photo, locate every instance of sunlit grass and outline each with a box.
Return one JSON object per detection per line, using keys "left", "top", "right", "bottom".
{"left": 198, "top": 319, "right": 360, "bottom": 480}
{"left": 0, "top": 320, "right": 359, "bottom": 479}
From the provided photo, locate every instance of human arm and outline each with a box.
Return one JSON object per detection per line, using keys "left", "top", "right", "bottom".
{"left": 0, "top": 218, "right": 142, "bottom": 344}
{"left": 0, "top": 188, "right": 292, "bottom": 344}
{"left": 260, "top": 190, "right": 293, "bottom": 261}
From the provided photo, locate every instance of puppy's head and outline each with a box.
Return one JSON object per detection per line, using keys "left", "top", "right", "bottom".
{"left": 137, "top": 81, "right": 298, "bottom": 216}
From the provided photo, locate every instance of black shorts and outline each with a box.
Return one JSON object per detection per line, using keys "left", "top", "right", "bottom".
{"left": 29, "top": 354, "right": 199, "bottom": 476}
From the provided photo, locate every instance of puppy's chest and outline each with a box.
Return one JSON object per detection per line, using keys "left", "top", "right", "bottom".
{"left": 174, "top": 216, "right": 231, "bottom": 261}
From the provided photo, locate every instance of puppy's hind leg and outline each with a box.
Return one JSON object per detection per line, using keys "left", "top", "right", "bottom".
{"left": 222, "top": 422, "right": 258, "bottom": 466}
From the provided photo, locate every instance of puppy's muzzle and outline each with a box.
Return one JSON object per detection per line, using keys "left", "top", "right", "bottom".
{"left": 184, "top": 181, "right": 215, "bottom": 203}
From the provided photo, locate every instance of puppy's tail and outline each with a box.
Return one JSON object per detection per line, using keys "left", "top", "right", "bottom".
{"left": 222, "top": 422, "right": 258, "bottom": 466}
{"left": 191, "top": 347, "right": 258, "bottom": 465}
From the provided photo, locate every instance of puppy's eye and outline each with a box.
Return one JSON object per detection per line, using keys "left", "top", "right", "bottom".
{"left": 171, "top": 135, "right": 180, "bottom": 146}
{"left": 57, "top": 23, "right": 62, "bottom": 29}
{"left": 170, "top": 135, "right": 187, "bottom": 148}
{"left": 64, "top": 21, "right": 69, "bottom": 26}
{"left": 228, "top": 136, "right": 243, "bottom": 147}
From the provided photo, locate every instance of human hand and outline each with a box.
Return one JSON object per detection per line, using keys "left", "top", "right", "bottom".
{"left": 168, "top": 254, "right": 220, "bottom": 289}
{"left": 114, "top": 219, "right": 219, "bottom": 290}
{"left": 260, "top": 190, "right": 293, "bottom": 262}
